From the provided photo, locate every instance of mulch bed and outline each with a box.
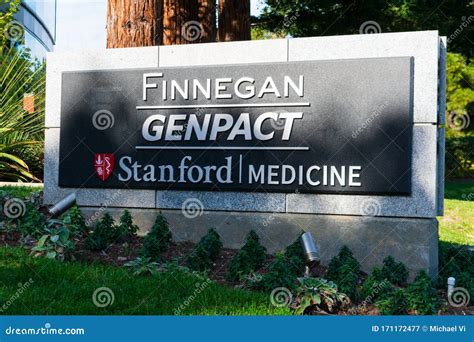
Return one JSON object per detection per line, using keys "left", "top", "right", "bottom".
{"left": 2, "top": 230, "right": 473, "bottom": 315}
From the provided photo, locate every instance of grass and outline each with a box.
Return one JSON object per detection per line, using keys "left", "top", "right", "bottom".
{"left": 0, "top": 182, "right": 472, "bottom": 315}
{"left": 0, "top": 247, "right": 290, "bottom": 315}
{"left": 439, "top": 181, "right": 474, "bottom": 245}
{"left": 0, "top": 185, "right": 42, "bottom": 199}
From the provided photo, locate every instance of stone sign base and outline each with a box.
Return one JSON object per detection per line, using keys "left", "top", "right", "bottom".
{"left": 80, "top": 207, "right": 438, "bottom": 279}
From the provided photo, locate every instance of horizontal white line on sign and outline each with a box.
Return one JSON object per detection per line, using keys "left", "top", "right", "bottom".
{"left": 135, "top": 146, "right": 310, "bottom": 151}
{"left": 136, "top": 103, "right": 311, "bottom": 110}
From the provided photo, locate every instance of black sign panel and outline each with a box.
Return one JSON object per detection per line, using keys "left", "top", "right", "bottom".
{"left": 59, "top": 58, "right": 413, "bottom": 195}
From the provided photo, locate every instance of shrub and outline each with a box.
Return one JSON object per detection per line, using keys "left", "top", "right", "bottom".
{"left": 241, "top": 230, "right": 267, "bottom": 269}
{"left": 438, "top": 242, "right": 474, "bottom": 291}
{"left": 256, "top": 253, "right": 299, "bottom": 292}
{"left": 445, "top": 136, "right": 474, "bottom": 179}
{"left": 326, "top": 246, "right": 361, "bottom": 300}
{"left": 227, "top": 250, "right": 255, "bottom": 282}
{"left": 294, "top": 277, "right": 350, "bottom": 314}
{"left": 226, "top": 230, "right": 267, "bottom": 281}
{"left": 380, "top": 256, "right": 409, "bottom": 286}
{"left": 85, "top": 213, "right": 115, "bottom": 251}
{"left": 31, "top": 219, "right": 74, "bottom": 261}
{"left": 186, "top": 228, "right": 223, "bottom": 272}
{"left": 114, "top": 210, "right": 139, "bottom": 242}
{"left": 376, "top": 288, "right": 408, "bottom": 315}
{"left": 406, "top": 271, "right": 439, "bottom": 315}
{"left": 0, "top": 47, "right": 45, "bottom": 182}
{"left": 360, "top": 267, "right": 393, "bottom": 302}
{"left": 284, "top": 232, "right": 306, "bottom": 276}
{"left": 141, "top": 213, "right": 172, "bottom": 261}
{"left": 200, "top": 228, "right": 222, "bottom": 261}
{"left": 124, "top": 257, "right": 160, "bottom": 276}
{"left": 61, "top": 205, "right": 87, "bottom": 237}
{"left": 187, "top": 244, "right": 214, "bottom": 272}
{"left": 19, "top": 203, "right": 46, "bottom": 238}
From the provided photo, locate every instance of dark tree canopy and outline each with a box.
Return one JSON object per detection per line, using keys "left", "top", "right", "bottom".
{"left": 256, "top": 0, "right": 473, "bottom": 57}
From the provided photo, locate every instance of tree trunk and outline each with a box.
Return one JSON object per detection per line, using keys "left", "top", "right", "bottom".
{"left": 198, "top": 0, "right": 216, "bottom": 43}
{"left": 107, "top": 0, "right": 162, "bottom": 48}
{"left": 218, "top": 0, "right": 250, "bottom": 42}
{"left": 163, "top": 0, "right": 202, "bottom": 45}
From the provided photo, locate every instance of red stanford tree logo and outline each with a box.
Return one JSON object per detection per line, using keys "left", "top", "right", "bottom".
{"left": 94, "top": 154, "right": 115, "bottom": 181}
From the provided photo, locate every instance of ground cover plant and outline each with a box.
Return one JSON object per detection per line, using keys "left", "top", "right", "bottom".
{"left": 0, "top": 182, "right": 473, "bottom": 315}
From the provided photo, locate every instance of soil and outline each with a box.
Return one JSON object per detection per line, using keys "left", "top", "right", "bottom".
{"left": 2, "top": 229, "right": 473, "bottom": 315}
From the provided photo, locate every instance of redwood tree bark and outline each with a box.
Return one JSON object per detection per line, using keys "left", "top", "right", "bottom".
{"left": 218, "top": 0, "right": 251, "bottom": 42}
{"left": 106, "top": 0, "right": 248, "bottom": 47}
{"left": 198, "top": 0, "right": 216, "bottom": 43}
{"left": 163, "top": 0, "right": 198, "bottom": 45}
{"left": 107, "top": 0, "right": 162, "bottom": 48}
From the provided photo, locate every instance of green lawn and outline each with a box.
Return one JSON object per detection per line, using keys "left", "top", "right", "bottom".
{"left": 0, "top": 247, "right": 290, "bottom": 315}
{"left": 0, "top": 181, "right": 472, "bottom": 315}
{"left": 439, "top": 181, "right": 474, "bottom": 245}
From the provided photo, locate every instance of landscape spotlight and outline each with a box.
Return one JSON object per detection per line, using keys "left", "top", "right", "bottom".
{"left": 300, "top": 232, "right": 320, "bottom": 278}
{"left": 49, "top": 193, "right": 76, "bottom": 218}
{"left": 300, "top": 232, "right": 320, "bottom": 262}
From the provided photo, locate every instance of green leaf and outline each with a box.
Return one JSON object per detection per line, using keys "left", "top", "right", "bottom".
{"left": 37, "top": 235, "right": 48, "bottom": 247}
{"left": 46, "top": 251, "right": 57, "bottom": 259}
